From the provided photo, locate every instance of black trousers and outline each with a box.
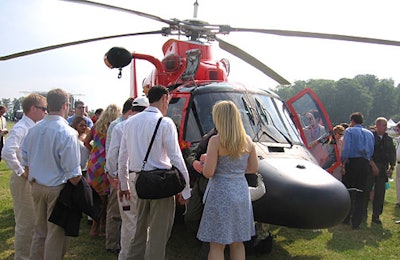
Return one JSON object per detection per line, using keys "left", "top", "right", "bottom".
{"left": 342, "top": 157, "right": 371, "bottom": 228}
{"left": 365, "top": 166, "right": 387, "bottom": 219}
{"left": 0, "top": 137, "right": 3, "bottom": 161}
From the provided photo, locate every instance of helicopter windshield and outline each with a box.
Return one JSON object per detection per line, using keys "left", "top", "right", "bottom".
{"left": 171, "top": 84, "right": 303, "bottom": 145}
{"left": 253, "top": 94, "right": 302, "bottom": 144}
{"left": 189, "top": 92, "right": 256, "bottom": 139}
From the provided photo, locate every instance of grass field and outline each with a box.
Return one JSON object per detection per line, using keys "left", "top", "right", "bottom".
{"left": 1, "top": 119, "right": 400, "bottom": 259}
{"left": 2, "top": 161, "right": 400, "bottom": 259}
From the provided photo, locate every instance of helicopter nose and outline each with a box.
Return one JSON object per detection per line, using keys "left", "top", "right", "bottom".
{"left": 253, "top": 158, "right": 350, "bottom": 229}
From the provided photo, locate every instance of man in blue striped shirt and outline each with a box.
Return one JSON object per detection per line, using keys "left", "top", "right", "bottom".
{"left": 341, "top": 112, "right": 374, "bottom": 229}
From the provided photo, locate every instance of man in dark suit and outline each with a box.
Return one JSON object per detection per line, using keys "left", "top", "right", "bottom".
{"left": 366, "top": 117, "right": 396, "bottom": 224}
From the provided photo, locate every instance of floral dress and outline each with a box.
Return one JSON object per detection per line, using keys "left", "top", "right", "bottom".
{"left": 87, "top": 127, "right": 109, "bottom": 196}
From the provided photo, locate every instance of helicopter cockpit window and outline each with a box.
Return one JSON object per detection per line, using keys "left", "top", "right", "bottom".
{"left": 167, "top": 97, "right": 184, "bottom": 131}
{"left": 275, "top": 99, "right": 302, "bottom": 144}
{"left": 184, "top": 92, "right": 256, "bottom": 143}
{"left": 253, "top": 94, "right": 302, "bottom": 144}
{"left": 290, "top": 94, "right": 329, "bottom": 147}
{"left": 185, "top": 108, "right": 203, "bottom": 143}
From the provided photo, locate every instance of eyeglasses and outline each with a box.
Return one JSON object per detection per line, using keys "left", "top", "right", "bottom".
{"left": 35, "top": 106, "right": 47, "bottom": 112}
{"left": 76, "top": 106, "right": 85, "bottom": 109}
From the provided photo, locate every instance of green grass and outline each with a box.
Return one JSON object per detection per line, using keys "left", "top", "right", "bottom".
{"left": 2, "top": 157, "right": 400, "bottom": 259}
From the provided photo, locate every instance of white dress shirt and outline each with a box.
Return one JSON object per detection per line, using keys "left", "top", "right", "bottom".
{"left": 106, "top": 120, "right": 125, "bottom": 178}
{"left": 2, "top": 115, "right": 35, "bottom": 176}
{"left": 118, "top": 106, "right": 191, "bottom": 199}
{"left": 22, "top": 115, "right": 82, "bottom": 186}
{"left": 0, "top": 115, "right": 6, "bottom": 131}
{"left": 106, "top": 115, "right": 123, "bottom": 154}
{"left": 79, "top": 139, "right": 90, "bottom": 171}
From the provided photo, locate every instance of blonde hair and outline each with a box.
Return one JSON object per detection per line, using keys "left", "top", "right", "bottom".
{"left": 375, "top": 117, "right": 387, "bottom": 126}
{"left": 95, "top": 104, "right": 121, "bottom": 135}
{"left": 212, "top": 100, "right": 248, "bottom": 158}
{"left": 22, "top": 93, "right": 46, "bottom": 113}
{"left": 333, "top": 125, "right": 345, "bottom": 135}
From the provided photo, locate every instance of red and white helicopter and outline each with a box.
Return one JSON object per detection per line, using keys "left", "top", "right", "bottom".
{"left": 3, "top": 0, "right": 400, "bottom": 229}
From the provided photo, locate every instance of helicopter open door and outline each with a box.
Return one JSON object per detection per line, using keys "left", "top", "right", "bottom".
{"left": 287, "top": 88, "right": 340, "bottom": 173}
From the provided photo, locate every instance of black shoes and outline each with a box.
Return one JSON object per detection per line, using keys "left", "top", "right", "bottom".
{"left": 371, "top": 217, "right": 382, "bottom": 225}
{"left": 106, "top": 249, "right": 120, "bottom": 256}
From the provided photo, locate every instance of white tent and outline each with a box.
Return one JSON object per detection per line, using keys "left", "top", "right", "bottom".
{"left": 388, "top": 118, "right": 397, "bottom": 128}
{"left": 386, "top": 118, "right": 398, "bottom": 137}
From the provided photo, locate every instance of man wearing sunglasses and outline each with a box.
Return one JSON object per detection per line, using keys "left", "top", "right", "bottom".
{"left": 21, "top": 89, "right": 82, "bottom": 259}
{"left": 2, "top": 93, "right": 47, "bottom": 259}
{"left": 67, "top": 100, "right": 94, "bottom": 128}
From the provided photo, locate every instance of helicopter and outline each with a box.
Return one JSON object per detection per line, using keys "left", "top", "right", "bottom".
{"left": 3, "top": 0, "right": 400, "bottom": 229}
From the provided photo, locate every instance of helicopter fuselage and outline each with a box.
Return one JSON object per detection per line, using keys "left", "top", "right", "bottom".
{"left": 165, "top": 81, "right": 350, "bottom": 229}
{"left": 125, "top": 39, "right": 350, "bottom": 229}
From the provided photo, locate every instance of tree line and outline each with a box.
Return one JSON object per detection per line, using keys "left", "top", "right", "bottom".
{"left": 275, "top": 74, "right": 400, "bottom": 127}
{"left": 0, "top": 97, "right": 23, "bottom": 121}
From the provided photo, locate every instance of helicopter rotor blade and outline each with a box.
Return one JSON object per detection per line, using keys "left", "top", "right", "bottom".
{"left": 63, "top": 0, "right": 176, "bottom": 26}
{"left": 216, "top": 37, "right": 291, "bottom": 85}
{"left": 0, "top": 31, "right": 164, "bottom": 61}
{"left": 227, "top": 27, "right": 400, "bottom": 47}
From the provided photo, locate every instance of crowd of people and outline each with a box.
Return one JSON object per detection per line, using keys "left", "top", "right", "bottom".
{"left": 333, "top": 113, "right": 397, "bottom": 229}
{"left": 1, "top": 87, "right": 400, "bottom": 259}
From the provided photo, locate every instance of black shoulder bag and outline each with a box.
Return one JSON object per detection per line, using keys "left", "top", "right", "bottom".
{"left": 135, "top": 117, "right": 186, "bottom": 199}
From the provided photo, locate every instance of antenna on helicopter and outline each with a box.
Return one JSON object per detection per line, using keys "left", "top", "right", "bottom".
{"left": 193, "top": 1, "right": 199, "bottom": 19}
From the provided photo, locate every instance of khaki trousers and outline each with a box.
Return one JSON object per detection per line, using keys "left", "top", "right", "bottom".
{"left": 10, "top": 173, "right": 35, "bottom": 260}
{"left": 30, "top": 182, "right": 69, "bottom": 260}
{"left": 106, "top": 185, "right": 122, "bottom": 250}
{"left": 396, "top": 166, "right": 400, "bottom": 203}
{"left": 127, "top": 196, "right": 175, "bottom": 260}
{"left": 118, "top": 172, "right": 138, "bottom": 260}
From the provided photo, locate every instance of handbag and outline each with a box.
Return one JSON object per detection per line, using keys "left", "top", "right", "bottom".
{"left": 135, "top": 117, "right": 186, "bottom": 199}
{"left": 246, "top": 173, "right": 267, "bottom": 201}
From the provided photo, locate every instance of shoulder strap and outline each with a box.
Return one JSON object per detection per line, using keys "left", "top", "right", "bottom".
{"left": 141, "top": 117, "right": 163, "bottom": 170}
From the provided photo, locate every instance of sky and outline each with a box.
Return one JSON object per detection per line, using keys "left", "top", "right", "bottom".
{"left": 1, "top": 0, "right": 400, "bottom": 110}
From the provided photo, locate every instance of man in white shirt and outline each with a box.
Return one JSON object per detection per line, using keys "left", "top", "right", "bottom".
{"left": 21, "top": 88, "right": 82, "bottom": 260}
{"left": 2, "top": 93, "right": 47, "bottom": 260}
{"left": 0, "top": 105, "right": 9, "bottom": 161}
{"left": 106, "top": 96, "right": 149, "bottom": 260}
{"left": 119, "top": 86, "right": 190, "bottom": 260}
{"left": 395, "top": 123, "right": 400, "bottom": 207}
{"left": 104, "top": 97, "right": 134, "bottom": 255}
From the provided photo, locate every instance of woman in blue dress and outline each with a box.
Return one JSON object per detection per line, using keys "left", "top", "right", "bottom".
{"left": 197, "top": 100, "right": 258, "bottom": 260}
